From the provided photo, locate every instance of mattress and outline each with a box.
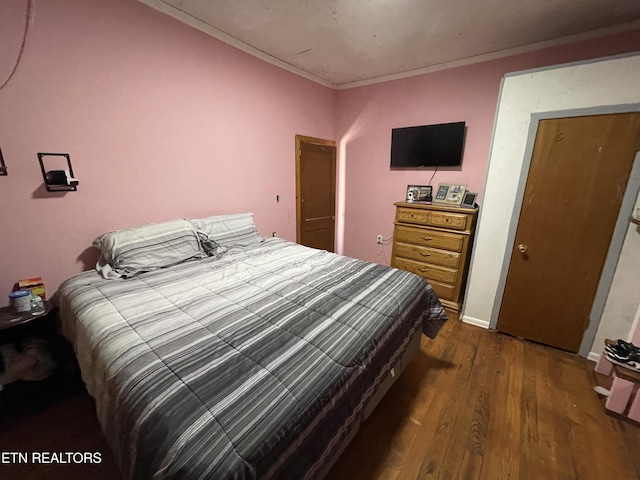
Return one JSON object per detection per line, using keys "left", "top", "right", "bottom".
{"left": 56, "top": 238, "right": 447, "bottom": 479}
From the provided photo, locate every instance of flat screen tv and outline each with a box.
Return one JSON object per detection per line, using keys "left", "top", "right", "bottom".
{"left": 390, "top": 121, "right": 466, "bottom": 168}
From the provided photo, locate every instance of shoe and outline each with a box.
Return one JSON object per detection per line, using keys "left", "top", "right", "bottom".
{"left": 606, "top": 345, "right": 640, "bottom": 362}
{"left": 605, "top": 339, "right": 640, "bottom": 358}
{"left": 604, "top": 350, "right": 640, "bottom": 372}
{"left": 605, "top": 339, "right": 638, "bottom": 351}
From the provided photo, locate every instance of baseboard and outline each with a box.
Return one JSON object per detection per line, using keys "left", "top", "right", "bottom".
{"left": 459, "top": 317, "right": 603, "bottom": 361}
{"left": 460, "top": 315, "right": 490, "bottom": 329}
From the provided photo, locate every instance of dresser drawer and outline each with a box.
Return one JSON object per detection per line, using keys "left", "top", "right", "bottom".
{"left": 394, "top": 242, "right": 460, "bottom": 268}
{"left": 393, "top": 202, "right": 477, "bottom": 311}
{"left": 428, "top": 280, "right": 456, "bottom": 302}
{"left": 394, "top": 225, "right": 464, "bottom": 252}
{"left": 392, "top": 257, "right": 457, "bottom": 285}
{"left": 396, "top": 207, "right": 469, "bottom": 231}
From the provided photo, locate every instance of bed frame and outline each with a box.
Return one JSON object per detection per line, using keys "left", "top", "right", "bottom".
{"left": 318, "top": 328, "right": 423, "bottom": 477}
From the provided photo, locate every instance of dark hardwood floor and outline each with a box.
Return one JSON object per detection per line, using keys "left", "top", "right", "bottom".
{"left": 1, "top": 314, "right": 638, "bottom": 480}
{"left": 329, "top": 314, "right": 640, "bottom": 480}
{"left": 0, "top": 384, "right": 121, "bottom": 480}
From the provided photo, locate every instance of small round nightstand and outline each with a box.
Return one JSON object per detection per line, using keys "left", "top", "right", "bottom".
{"left": 0, "top": 301, "right": 84, "bottom": 417}
{"left": 0, "top": 300, "right": 55, "bottom": 344}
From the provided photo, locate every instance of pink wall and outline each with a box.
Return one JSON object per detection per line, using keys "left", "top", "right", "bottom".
{"left": 0, "top": 0, "right": 336, "bottom": 304}
{"left": 336, "top": 30, "right": 640, "bottom": 264}
{"left": 1, "top": 1, "right": 639, "bottom": 305}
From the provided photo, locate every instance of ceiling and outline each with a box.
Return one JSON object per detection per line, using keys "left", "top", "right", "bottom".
{"left": 138, "top": 0, "right": 640, "bottom": 88}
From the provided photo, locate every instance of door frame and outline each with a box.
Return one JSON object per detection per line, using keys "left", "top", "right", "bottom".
{"left": 487, "top": 104, "right": 640, "bottom": 357}
{"left": 295, "top": 134, "right": 337, "bottom": 245}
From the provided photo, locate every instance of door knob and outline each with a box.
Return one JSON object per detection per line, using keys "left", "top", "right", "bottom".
{"left": 517, "top": 243, "right": 528, "bottom": 253}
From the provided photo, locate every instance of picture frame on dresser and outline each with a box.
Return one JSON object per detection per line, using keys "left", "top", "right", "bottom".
{"left": 406, "top": 185, "right": 433, "bottom": 203}
{"left": 406, "top": 185, "right": 421, "bottom": 202}
{"left": 461, "top": 191, "right": 478, "bottom": 208}
{"left": 433, "top": 183, "right": 467, "bottom": 206}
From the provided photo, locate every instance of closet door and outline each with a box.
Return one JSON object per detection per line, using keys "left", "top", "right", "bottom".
{"left": 497, "top": 113, "right": 640, "bottom": 352}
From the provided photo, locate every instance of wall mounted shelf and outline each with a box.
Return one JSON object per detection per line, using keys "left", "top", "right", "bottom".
{"left": 37, "top": 152, "right": 78, "bottom": 192}
{"left": 0, "top": 147, "right": 7, "bottom": 176}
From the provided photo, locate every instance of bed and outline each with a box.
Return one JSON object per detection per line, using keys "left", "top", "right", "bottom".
{"left": 55, "top": 213, "right": 447, "bottom": 479}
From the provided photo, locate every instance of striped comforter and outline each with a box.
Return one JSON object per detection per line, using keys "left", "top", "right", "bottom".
{"left": 56, "top": 238, "right": 447, "bottom": 479}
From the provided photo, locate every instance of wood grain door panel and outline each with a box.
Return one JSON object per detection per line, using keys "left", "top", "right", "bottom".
{"left": 296, "top": 136, "right": 336, "bottom": 252}
{"left": 497, "top": 113, "right": 640, "bottom": 352}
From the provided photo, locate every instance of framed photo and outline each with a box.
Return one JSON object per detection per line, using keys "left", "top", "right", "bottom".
{"left": 433, "top": 183, "right": 467, "bottom": 206}
{"left": 406, "top": 185, "right": 421, "bottom": 202}
{"left": 406, "top": 185, "right": 433, "bottom": 203}
{"left": 461, "top": 191, "right": 478, "bottom": 208}
{"left": 418, "top": 185, "right": 433, "bottom": 202}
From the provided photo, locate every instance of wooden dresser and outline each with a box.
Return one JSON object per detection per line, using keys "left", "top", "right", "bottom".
{"left": 391, "top": 202, "right": 478, "bottom": 311}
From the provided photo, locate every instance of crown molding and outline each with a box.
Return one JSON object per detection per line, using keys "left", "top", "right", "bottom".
{"left": 335, "top": 20, "right": 640, "bottom": 89}
{"left": 137, "top": 0, "right": 335, "bottom": 88}
{"left": 137, "top": 2, "right": 640, "bottom": 91}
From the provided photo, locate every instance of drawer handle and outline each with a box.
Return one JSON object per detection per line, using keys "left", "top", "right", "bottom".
{"left": 421, "top": 236, "right": 433, "bottom": 241}
{"left": 419, "top": 252, "right": 431, "bottom": 257}
{"left": 418, "top": 267, "right": 429, "bottom": 272}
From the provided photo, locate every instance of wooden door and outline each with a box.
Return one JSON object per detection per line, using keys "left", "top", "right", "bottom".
{"left": 295, "top": 135, "right": 336, "bottom": 252}
{"left": 497, "top": 113, "right": 640, "bottom": 352}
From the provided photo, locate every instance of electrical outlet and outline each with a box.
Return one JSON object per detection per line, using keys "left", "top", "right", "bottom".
{"left": 376, "top": 235, "right": 383, "bottom": 244}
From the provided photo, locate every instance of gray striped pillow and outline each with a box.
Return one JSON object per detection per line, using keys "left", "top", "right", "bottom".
{"left": 189, "top": 213, "right": 263, "bottom": 248}
{"left": 93, "top": 219, "right": 206, "bottom": 277}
